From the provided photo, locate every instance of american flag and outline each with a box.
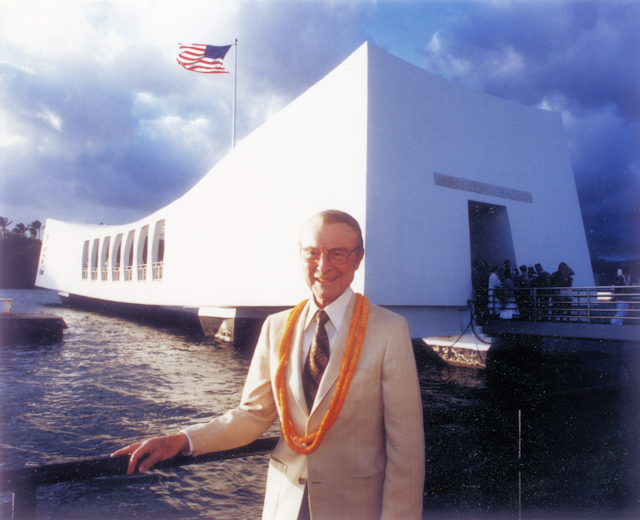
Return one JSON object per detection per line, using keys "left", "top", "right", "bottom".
{"left": 177, "top": 44, "right": 232, "bottom": 74}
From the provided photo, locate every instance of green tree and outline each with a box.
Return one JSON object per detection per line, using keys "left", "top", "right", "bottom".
{"left": 0, "top": 217, "right": 12, "bottom": 239}
{"left": 28, "top": 220, "right": 42, "bottom": 239}
{"left": 12, "top": 222, "right": 27, "bottom": 238}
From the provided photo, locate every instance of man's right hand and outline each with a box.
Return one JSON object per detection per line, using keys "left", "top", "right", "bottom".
{"left": 110, "top": 432, "right": 190, "bottom": 475}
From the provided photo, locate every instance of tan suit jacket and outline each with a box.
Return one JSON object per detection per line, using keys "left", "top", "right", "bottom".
{"left": 185, "top": 293, "right": 425, "bottom": 519}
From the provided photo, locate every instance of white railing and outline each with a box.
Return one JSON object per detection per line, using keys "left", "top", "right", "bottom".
{"left": 153, "top": 262, "right": 164, "bottom": 281}
{"left": 82, "top": 265, "right": 163, "bottom": 282}
{"left": 476, "top": 286, "right": 639, "bottom": 325}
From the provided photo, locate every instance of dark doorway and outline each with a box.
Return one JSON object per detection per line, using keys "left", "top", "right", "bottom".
{"left": 468, "top": 200, "right": 516, "bottom": 270}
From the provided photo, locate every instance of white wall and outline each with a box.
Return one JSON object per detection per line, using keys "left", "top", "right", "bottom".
{"left": 37, "top": 45, "right": 370, "bottom": 307}
{"left": 37, "top": 42, "right": 593, "bottom": 334}
{"left": 364, "top": 44, "right": 593, "bottom": 307}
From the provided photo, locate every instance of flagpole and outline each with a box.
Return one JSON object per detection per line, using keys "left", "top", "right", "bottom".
{"left": 232, "top": 39, "right": 237, "bottom": 149}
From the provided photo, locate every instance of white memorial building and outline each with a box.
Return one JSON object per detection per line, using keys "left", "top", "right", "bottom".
{"left": 36, "top": 42, "right": 594, "bottom": 346}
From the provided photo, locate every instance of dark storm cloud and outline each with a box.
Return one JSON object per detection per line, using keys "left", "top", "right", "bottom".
{"left": 236, "top": 1, "right": 370, "bottom": 86}
{"left": 229, "top": 1, "right": 372, "bottom": 136}
{"left": 430, "top": 1, "right": 640, "bottom": 119}
{"left": 571, "top": 110, "right": 640, "bottom": 259}
{"left": 1, "top": 1, "right": 374, "bottom": 229}
{"left": 420, "top": 0, "right": 640, "bottom": 259}
{"left": 1, "top": 1, "right": 637, "bottom": 259}
{"left": 0, "top": 31, "right": 224, "bottom": 225}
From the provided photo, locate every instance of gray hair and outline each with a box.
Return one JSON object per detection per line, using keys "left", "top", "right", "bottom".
{"left": 304, "top": 210, "right": 364, "bottom": 249}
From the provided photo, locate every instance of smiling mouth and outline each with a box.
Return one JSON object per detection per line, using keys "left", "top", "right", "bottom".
{"left": 316, "top": 278, "right": 336, "bottom": 284}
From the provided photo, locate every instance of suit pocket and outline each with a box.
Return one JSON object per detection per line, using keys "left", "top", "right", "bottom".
{"left": 343, "top": 468, "right": 385, "bottom": 517}
{"left": 262, "top": 455, "right": 288, "bottom": 520}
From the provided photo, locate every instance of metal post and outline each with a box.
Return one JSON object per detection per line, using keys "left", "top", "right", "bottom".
{"left": 232, "top": 39, "right": 237, "bottom": 149}
{"left": 1, "top": 437, "right": 279, "bottom": 518}
{"left": 12, "top": 481, "right": 36, "bottom": 520}
{"left": 518, "top": 409, "right": 522, "bottom": 520}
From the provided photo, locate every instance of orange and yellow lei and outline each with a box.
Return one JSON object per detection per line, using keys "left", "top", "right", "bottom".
{"left": 274, "top": 293, "right": 369, "bottom": 454}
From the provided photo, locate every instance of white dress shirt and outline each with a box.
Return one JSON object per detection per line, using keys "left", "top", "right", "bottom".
{"left": 301, "top": 287, "right": 353, "bottom": 371}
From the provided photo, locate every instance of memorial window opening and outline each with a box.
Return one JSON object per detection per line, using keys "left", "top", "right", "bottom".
{"left": 91, "top": 239, "right": 99, "bottom": 281}
{"left": 101, "top": 237, "right": 111, "bottom": 281}
{"left": 152, "top": 220, "right": 165, "bottom": 280}
{"left": 82, "top": 241, "right": 89, "bottom": 280}
{"left": 123, "top": 231, "right": 135, "bottom": 281}
{"left": 137, "top": 226, "right": 149, "bottom": 281}
{"left": 112, "top": 234, "right": 123, "bottom": 281}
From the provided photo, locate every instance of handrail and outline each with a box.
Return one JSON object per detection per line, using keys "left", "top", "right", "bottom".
{"left": 475, "top": 285, "right": 639, "bottom": 324}
{"left": 152, "top": 261, "right": 164, "bottom": 281}
{"left": 0, "top": 436, "right": 279, "bottom": 520}
{"left": 2, "top": 380, "right": 637, "bottom": 519}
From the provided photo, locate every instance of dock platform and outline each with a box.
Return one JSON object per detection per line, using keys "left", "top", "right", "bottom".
{"left": 482, "top": 320, "right": 639, "bottom": 343}
{"left": 0, "top": 314, "right": 68, "bottom": 346}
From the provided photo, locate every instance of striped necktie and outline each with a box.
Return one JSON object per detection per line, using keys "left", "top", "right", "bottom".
{"left": 302, "top": 310, "right": 330, "bottom": 411}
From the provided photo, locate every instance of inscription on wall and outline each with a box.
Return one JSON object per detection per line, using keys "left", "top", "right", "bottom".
{"left": 433, "top": 172, "right": 533, "bottom": 204}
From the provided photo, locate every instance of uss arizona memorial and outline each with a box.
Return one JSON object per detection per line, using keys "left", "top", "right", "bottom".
{"left": 36, "top": 42, "right": 594, "bottom": 347}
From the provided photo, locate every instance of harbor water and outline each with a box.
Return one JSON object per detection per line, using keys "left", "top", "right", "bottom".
{"left": 1, "top": 288, "right": 638, "bottom": 519}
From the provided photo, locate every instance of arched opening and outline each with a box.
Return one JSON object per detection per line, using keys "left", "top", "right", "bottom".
{"left": 101, "top": 237, "right": 111, "bottom": 281}
{"left": 112, "top": 234, "right": 123, "bottom": 281}
{"left": 82, "top": 241, "right": 89, "bottom": 280}
{"left": 91, "top": 239, "right": 99, "bottom": 281}
{"left": 152, "top": 220, "right": 165, "bottom": 281}
{"left": 123, "top": 230, "right": 135, "bottom": 281}
{"left": 137, "top": 226, "right": 149, "bottom": 281}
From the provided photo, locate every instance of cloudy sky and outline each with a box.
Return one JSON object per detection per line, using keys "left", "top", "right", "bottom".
{"left": 1, "top": 0, "right": 638, "bottom": 260}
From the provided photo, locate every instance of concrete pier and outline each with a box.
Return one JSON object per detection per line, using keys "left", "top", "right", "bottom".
{"left": 0, "top": 314, "right": 67, "bottom": 346}
{"left": 482, "top": 320, "right": 640, "bottom": 343}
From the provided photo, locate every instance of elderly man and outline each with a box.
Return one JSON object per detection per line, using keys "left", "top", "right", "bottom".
{"left": 113, "top": 210, "right": 425, "bottom": 520}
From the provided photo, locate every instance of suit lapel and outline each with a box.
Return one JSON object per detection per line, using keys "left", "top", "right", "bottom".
{"left": 310, "top": 293, "right": 357, "bottom": 415}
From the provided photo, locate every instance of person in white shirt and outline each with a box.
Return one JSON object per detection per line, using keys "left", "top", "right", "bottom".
{"left": 611, "top": 266, "right": 631, "bottom": 325}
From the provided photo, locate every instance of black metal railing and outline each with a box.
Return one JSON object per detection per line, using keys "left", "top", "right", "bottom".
{"left": 0, "top": 436, "right": 279, "bottom": 520}
{"left": 2, "top": 381, "right": 637, "bottom": 519}
{"left": 474, "top": 285, "right": 639, "bottom": 325}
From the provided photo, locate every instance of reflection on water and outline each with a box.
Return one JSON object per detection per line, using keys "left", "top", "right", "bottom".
{"left": 1, "top": 289, "right": 270, "bottom": 519}
{"left": 1, "top": 289, "right": 638, "bottom": 519}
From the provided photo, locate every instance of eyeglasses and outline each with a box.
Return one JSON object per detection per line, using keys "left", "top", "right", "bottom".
{"left": 300, "top": 247, "right": 360, "bottom": 265}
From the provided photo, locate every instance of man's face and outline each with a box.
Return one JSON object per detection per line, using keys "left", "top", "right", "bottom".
{"left": 299, "top": 221, "right": 363, "bottom": 308}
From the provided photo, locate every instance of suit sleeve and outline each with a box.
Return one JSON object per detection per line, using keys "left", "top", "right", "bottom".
{"left": 380, "top": 316, "right": 425, "bottom": 520}
{"left": 183, "top": 316, "right": 279, "bottom": 456}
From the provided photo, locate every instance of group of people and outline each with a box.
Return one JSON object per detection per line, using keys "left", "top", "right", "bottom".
{"left": 473, "top": 258, "right": 576, "bottom": 321}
